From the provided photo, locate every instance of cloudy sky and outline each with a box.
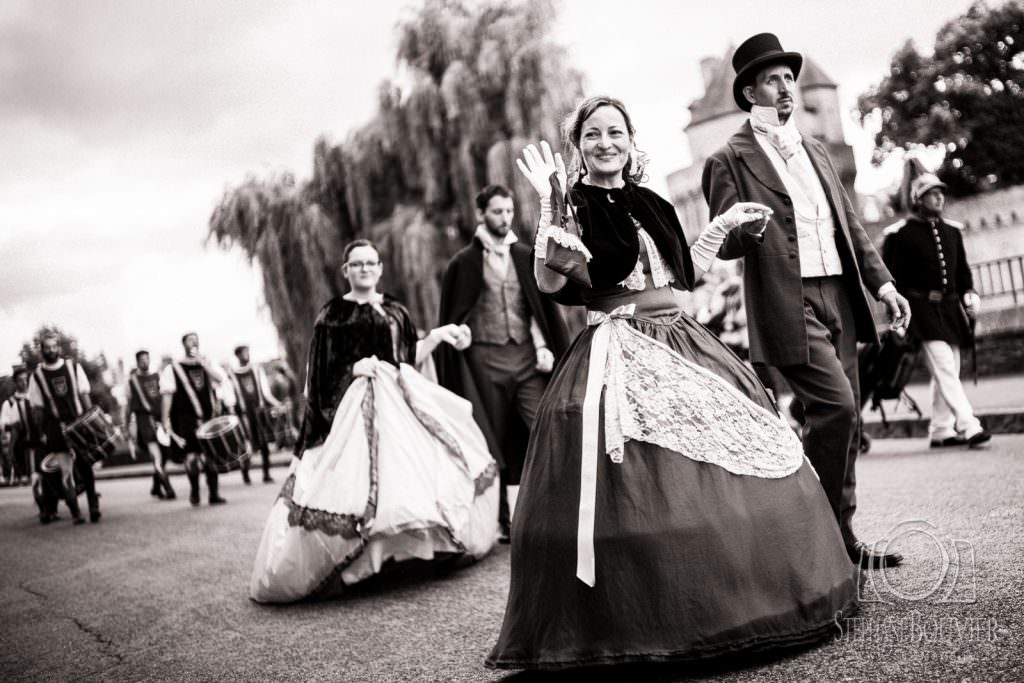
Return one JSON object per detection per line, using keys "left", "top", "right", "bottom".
{"left": 0, "top": 0, "right": 977, "bottom": 371}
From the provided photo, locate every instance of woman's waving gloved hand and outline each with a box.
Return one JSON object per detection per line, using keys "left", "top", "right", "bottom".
{"left": 516, "top": 141, "right": 567, "bottom": 198}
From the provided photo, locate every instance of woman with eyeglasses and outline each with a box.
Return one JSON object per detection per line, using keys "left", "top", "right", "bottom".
{"left": 249, "top": 239, "right": 499, "bottom": 603}
{"left": 486, "top": 96, "right": 859, "bottom": 670}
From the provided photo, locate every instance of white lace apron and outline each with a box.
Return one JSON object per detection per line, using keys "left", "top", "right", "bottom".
{"left": 575, "top": 304, "right": 806, "bottom": 587}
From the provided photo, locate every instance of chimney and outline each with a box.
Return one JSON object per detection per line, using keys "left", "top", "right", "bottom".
{"left": 700, "top": 57, "right": 720, "bottom": 92}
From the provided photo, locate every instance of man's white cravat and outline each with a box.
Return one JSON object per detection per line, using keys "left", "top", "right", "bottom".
{"left": 475, "top": 225, "right": 518, "bottom": 280}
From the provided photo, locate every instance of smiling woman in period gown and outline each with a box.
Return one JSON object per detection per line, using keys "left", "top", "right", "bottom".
{"left": 249, "top": 240, "right": 498, "bottom": 603}
{"left": 485, "top": 96, "right": 859, "bottom": 670}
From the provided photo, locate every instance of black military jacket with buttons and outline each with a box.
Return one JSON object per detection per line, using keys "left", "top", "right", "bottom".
{"left": 881, "top": 214, "right": 974, "bottom": 345}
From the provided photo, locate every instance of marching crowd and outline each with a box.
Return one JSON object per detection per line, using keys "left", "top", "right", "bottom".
{"left": 1, "top": 31, "right": 995, "bottom": 673}
{"left": 0, "top": 333, "right": 293, "bottom": 524}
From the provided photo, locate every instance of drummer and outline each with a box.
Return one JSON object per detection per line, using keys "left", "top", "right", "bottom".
{"left": 125, "top": 349, "right": 175, "bottom": 500}
{"left": 27, "top": 332, "right": 101, "bottom": 524}
{"left": 226, "top": 344, "right": 278, "bottom": 485}
{"left": 159, "top": 332, "right": 228, "bottom": 506}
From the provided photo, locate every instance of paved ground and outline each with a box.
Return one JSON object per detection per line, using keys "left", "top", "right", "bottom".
{"left": 2, "top": 437, "right": 1023, "bottom": 682}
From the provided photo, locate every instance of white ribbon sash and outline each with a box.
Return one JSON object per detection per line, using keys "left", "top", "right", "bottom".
{"left": 577, "top": 304, "right": 635, "bottom": 587}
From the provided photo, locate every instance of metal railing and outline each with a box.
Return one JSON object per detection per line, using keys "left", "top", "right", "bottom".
{"left": 971, "top": 255, "right": 1024, "bottom": 305}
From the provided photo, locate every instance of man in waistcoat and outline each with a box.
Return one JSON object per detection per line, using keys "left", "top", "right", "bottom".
{"left": 27, "top": 333, "right": 101, "bottom": 524}
{"left": 227, "top": 344, "right": 277, "bottom": 484}
{"left": 701, "top": 33, "right": 913, "bottom": 568}
{"left": 436, "top": 184, "right": 570, "bottom": 542}
{"left": 881, "top": 173, "right": 991, "bottom": 449}
{"left": 1, "top": 367, "right": 35, "bottom": 487}
{"left": 125, "top": 349, "right": 176, "bottom": 499}
{"left": 160, "top": 332, "right": 227, "bottom": 506}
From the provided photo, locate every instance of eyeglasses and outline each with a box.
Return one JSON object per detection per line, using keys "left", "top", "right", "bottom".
{"left": 346, "top": 260, "right": 380, "bottom": 270}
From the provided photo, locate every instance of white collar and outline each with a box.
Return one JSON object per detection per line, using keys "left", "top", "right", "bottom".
{"left": 749, "top": 104, "right": 798, "bottom": 129}
{"left": 41, "top": 358, "right": 67, "bottom": 371}
{"left": 343, "top": 291, "right": 384, "bottom": 306}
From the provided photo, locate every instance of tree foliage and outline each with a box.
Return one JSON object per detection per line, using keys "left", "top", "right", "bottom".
{"left": 858, "top": 0, "right": 1024, "bottom": 195}
{"left": 209, "top": 0, "right": 583, "bottom": 381}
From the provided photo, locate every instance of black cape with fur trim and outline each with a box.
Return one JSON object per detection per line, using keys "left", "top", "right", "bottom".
{"left": 294, "top": 294, "right": 417, "bottom": 457}
{"left": 550, "top": 182, "right": 696, "bottom": 305}
{"left": 435, "top": 239, "right": 570, "bottom": 473}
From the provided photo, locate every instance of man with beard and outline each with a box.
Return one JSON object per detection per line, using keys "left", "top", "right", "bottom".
{"left": 125, "top": 349, "right": 175, "bottom": 499}
{"left": 27, "top": 333, "right": 101, "bottom": 524}
{"left": 881, "top": 173, "right": 991, "bottom": 449}
{"left": 226, "top": 344, "right": 277, "bottom": 484}
{"left": 160, "top": 332, "right": 227, "bottom": 506}
{"left": 701, "top": 33, "right": 913, "bottom": 568}
{"left": 436, "top": 184, "right": 570, "bottom": 542}
{"left": 1, "top": 367, "right": 35, "bottom": 487}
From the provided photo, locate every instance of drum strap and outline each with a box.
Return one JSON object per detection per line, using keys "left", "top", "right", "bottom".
{"left": 130, "top": 373, "right": 153, "bottom": 414}
{"left": 67, "top": 361, "right": 83, "bottom": 416}
{"left": 15, "top": 397, "right": 29, "bottom": 432}
{"left": 171, "top": 361, "right": 205, "bottom": 418}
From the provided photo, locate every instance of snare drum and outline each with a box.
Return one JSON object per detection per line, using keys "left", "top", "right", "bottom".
{"left": 196, "top": 415, "right": 248, "bottom": 473}
{"left": 63, "top": 407, "right": 118, "bottom": 465}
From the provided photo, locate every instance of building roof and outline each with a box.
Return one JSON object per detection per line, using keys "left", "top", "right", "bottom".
{"left": 687, "top": 47, "right": 838, "bottom": 129}
{"left": 687, "top": 46, "right": 737, "bottom": 129}
{"left": 799, "top": 57, "right": 837, "bottom": 89}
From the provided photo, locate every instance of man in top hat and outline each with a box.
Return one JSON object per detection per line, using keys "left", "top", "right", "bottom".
{"left": 702, "top": 33, "right": 913, "bottom": 568}
{"left": 881, "top": 173, "right": 991, "bottom": 449}
{"left": 125, "top": 349, "right": 176, "bottom": 499}
{"left": 1, "top": 366, "right": 35, "bottom": 487}
{"left": 436, "top": 184, "right": 570, "bottom": 542}
{"left": 27, "top": 332, "right": 102, "bottom": 524}
{"left": 226, "top": 344, "right": 278, "bottom": 484}
{"left": 160, "top": 332, "right": 227, "bottom": 506}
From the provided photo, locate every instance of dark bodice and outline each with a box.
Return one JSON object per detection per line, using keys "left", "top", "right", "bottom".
{"left": 551, "top": 182, "right": 695, "bottom": 307}
{"left": 295, "top": 294, "right": 418, "bottom": 456}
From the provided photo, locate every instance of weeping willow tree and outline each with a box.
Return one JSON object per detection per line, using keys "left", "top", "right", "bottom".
{"left": 209, "top": 0, "right": 583, "bottom": 379}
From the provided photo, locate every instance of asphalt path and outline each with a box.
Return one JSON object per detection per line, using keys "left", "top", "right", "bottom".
{"left": 2, "top": 437, "right": 1022, "bottom": 682}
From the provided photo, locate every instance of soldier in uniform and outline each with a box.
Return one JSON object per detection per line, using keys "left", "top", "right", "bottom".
{"left": 27, "top": 333, "right": 101, "bottom": 524}
{"left": 881, "top": 173, "right": 991, "bottom": 448}
{"left": 1, "top": 367, "right": 35, "bottom": 487}
{"left": 125, "top": 349, "right": 175, "bottom": 499}
{"left": 227, "top": 344, "right": 277, "bottom": 484}
{"left": 160, "top": 332, "right": 227, "bottom": 506}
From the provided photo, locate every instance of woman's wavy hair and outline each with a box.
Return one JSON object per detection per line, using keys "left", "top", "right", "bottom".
{"left": 562, "top": 95, "right": 648, "bottom": 185}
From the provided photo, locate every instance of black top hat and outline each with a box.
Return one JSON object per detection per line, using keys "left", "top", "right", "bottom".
{"left": 732, "top": 33, "right": 803, "bottom": 112}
